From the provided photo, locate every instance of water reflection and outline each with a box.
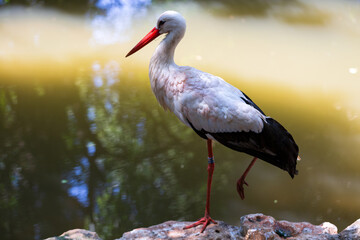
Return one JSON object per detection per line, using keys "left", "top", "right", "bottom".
{"left": 1, "top": 64, "right": 360, "bottom": 239}
{"left": 1, "top": 1, "right": 360, "bottom": 240}
{"left": 196, "top": 0, "right": 330, "bottom": 25}
{"left": 91, "top": 0, "right": 151, "bottom": 45}
{"left": 74, "top": 68, "right": 211, "bottom": 238}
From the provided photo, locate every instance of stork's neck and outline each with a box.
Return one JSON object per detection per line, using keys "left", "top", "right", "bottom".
{"left": 151, "top": 29, "right": 184, "bottom": 67}
{"left": 149, "top": 28, "right": 185, "bottom": 110}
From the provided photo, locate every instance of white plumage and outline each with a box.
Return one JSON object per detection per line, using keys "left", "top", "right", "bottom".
{"left": 148, "top": 11, "right": 265, "bottom": 135}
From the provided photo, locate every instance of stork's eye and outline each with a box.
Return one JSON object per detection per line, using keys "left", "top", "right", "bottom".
{"left": 158, "top": 20, "right": 165, "bottom": 27}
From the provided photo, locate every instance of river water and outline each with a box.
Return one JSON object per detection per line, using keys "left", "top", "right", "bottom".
{"left": 0, "top": 0, "right": 360, "bottom": 239}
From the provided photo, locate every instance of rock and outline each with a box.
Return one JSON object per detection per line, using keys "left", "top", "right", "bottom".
{"left": 117, "top": 220, "right": 243, "bottom": 240}
{"left": 117, "top": 214, "right": 341, "bottom": 240}
{"left": 44, "top": 214, "right": 360, "bottom": 240}
{"left": 44, "top": 229, "right": 101, "bottom": 240}
{"left": 320, "top": 222, "right": 339, "bottom": 235}
{"left": 338, "top": 219, "right": 360, "bottom": 240}
{"left": 239, "top": 213, "right": 338, "bottom": 240}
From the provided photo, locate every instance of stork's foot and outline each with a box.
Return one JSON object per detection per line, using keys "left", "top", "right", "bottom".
{"left": 183, "top": 215, "right": 217, "bottom": 233}
{"left": 237, "top": 176, "right": 249, "bottom": 200}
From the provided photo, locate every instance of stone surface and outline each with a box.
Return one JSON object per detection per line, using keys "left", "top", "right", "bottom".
{"left": 45, "top": 214, "right": 360, "bottom": 240}
{"left": 118, "top": 214, "right": 342, "bottom": 240}
{"left": 238, "top": 213, "right": 338, "bottom": 240}
{"left": 45, "top": 229, "right": 101, "bottom": 240}
{"left": 338, "top": 219, "right": 360, "bottom": 240}
{"left": 117, "top": 220, "right": 242, "bottom": 240}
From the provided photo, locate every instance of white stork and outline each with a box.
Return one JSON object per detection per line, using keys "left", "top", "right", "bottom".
{"left": 126, "top": 11, "right": 299, "bottom": 233}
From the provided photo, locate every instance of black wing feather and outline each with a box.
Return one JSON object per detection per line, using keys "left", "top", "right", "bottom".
{"left": 209, "top": 118, "right": 298, "bottom": 178}
{"left": 187, "top": 119, "right": 208, "bottom": 140}
{"left": 241, "top": 91, "right": 266, "bottom": 115}
{"left": 186, "top": 93, "right": 298, "bottom": 178}
{"left": 188, "top": 118, "right": 299, "bottom": 178}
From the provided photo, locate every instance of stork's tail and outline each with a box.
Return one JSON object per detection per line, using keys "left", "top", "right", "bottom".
{"left": 209, "top": 118, "right": 299, "bottom": 178}
{"left": 260, "top": 117, "right": 299, "bottom": 177}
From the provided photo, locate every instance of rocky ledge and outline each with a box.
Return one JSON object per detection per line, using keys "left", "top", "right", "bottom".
{"left": 46, "top": 213, "right": 360, "bottom": 240}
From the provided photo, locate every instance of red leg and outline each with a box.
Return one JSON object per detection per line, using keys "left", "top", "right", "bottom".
{"left": 237, "top": 157, "right": 257, "bottom": 200}
{"left": 184, "top": 139, "right": 217, "bottom": 233}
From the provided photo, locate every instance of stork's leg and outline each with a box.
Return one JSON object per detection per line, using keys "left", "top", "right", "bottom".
{"left": 237, "top": 157, "right": 257, "bottom": 200}
{"left": 184, "top": 139, "right": 217, "bottom": 233}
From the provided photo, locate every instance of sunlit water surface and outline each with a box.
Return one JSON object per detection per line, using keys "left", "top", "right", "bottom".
{"left": 1, "top": 1, "right": 360, "bottom": 239}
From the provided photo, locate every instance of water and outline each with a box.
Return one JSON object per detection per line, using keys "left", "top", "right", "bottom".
{"left": 1, "top": 1, "right": 360, "bottom": 239}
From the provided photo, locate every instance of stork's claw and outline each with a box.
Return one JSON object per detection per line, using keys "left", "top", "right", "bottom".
{"left": 237, "top": 157, "right": 257, "bottom": 200}
{"left": 237, "top": 176, "right": 249, "bottom": 200}
{"left": 184, "top": 215, "right": 217, "bottom": 233}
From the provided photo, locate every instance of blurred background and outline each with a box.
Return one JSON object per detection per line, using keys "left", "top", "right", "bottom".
{"left": 1, "top": 0, "right": 360, "bottom": 239}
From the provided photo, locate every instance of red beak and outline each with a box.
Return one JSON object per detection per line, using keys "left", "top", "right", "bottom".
{"left": 126, "top": 27, "right": 160, "bottom": 57}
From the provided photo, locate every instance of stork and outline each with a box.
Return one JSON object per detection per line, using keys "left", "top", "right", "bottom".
{"left": 126, "top": 11, "right": 299, "bottom": 233}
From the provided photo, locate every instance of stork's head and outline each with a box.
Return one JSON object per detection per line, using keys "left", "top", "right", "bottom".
{"left": 156, "top": 11, "right": 186, "bottom": 35}
{"left": 126, "top": 11, "right": 186, "bottom": 57}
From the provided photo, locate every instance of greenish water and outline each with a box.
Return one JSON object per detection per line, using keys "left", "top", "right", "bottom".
{"left": 1, "top": 1, "right": 360, "bottom": 239}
